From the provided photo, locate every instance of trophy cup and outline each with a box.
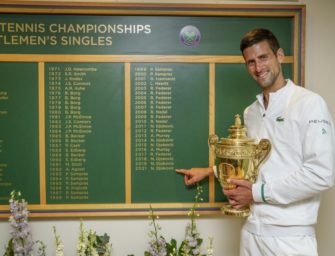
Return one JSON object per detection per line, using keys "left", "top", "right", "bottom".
{"left": 208, "top": 114, "right": 271, "bottom": 217}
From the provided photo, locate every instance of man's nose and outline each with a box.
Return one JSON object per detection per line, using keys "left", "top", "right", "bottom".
{"left": 255, "top": 60, "right": 262, "bottom": 72}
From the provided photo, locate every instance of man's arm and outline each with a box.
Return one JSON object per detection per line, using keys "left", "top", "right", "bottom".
{"left": 262, "top": 96, "right": 335, "bottom": 205}
{"left": 176, "top": 167, "right": 214, "bottom": 185}
{"left": 177, "top": 168, "right": 255, "bottom": 209}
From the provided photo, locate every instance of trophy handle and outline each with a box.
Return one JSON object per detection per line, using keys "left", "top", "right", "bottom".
{"left": 255, "top": 139, "right": 271, "bottom": 170}
{"left": 208, "top": 134, "right": 219, "bottom": 153}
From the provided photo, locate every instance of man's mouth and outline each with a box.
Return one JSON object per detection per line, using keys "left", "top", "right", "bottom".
{"left": 257, "top": 71, "right": 268, "bottom": 80}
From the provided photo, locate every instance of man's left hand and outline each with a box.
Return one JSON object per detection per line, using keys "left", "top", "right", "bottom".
{"left": 223, "top": 179, "right": 254, "bottom": 209}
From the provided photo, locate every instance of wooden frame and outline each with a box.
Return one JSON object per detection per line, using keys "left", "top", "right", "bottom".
{"left": 0, "top": 1, "right": 305, "bottom": 217}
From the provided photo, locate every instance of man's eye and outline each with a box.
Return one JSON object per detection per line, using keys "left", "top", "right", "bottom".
{"left": 260, "top": 55, "right": 268, "bottom": 60}
{"left": 247, "top": 60, "right": 255, "bottom": 66}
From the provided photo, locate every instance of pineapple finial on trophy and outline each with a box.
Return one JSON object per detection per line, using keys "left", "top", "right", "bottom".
{"left": 235, "top": 114, "right": 242, "bottom": 127}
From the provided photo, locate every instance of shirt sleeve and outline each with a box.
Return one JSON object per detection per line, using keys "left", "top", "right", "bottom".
{"left": 265, "top": 95, "right": 335, "bottom": 205}
{"left": 252, "top": 183, "right": 264, "bottom": 203}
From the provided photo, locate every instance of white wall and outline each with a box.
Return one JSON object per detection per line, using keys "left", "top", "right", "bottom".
{"left": 1, "top": 0, "right": 335, "bottom": 255}
{"left": 301, "top": 0, "right": 335, "bottom": 255}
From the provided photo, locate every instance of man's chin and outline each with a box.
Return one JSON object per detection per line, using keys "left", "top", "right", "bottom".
{"left": 256, "top": 81, "right": 271, "bottom": 89}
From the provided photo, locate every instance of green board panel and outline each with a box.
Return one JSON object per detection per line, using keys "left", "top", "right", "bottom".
{"left": 131, "top": 63, "right": 209, "bottom": 203}
{"left": 0, "top": 62, "right": 40, "bottom": 204}
{"left": 45, "top": 63, "right": 125, "bottom": 204}
{"left": 0, "top": 15, "right": 293, "bottom": 55}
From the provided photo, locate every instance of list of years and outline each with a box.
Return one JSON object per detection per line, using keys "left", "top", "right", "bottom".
{"left": 133, "top": 65, "right": 176, "bottom": 172}
{"left": 47, "top": 65, "right": 95, "bottom": 201}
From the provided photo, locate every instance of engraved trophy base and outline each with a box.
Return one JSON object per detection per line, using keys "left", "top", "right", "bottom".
{"left": 221, "top": 202, "right": 250, "bottom": 218}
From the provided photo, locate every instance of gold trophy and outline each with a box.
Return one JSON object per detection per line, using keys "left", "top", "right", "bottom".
{"left": 208, "top": 114, "right": 271, "bottom": 217}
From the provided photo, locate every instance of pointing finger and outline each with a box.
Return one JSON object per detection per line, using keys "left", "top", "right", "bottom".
{"left": 176, "top": 169, "right": 189, "bottom": 175}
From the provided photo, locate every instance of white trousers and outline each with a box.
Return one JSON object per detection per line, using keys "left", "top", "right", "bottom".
{"left": 240, "top": 228, "right": 318, "bottom": 256}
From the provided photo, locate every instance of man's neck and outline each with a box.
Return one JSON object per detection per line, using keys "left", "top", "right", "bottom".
{"left": 263, "top": 94, "right": 269, "bottom": 109}
{"left": 262, "top": 78, "right": 287, "bottom": 109}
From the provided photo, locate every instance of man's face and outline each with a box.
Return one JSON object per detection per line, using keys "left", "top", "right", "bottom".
{"left": 243, "top": 40, "right": 284, "bottom": 90}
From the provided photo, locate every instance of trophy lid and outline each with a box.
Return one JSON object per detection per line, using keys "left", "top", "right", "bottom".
{"left": 220, "top": 114, "right": 255, "bottom": 145}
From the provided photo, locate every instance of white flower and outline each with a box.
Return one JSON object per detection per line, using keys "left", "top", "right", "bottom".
{"left": 206, "top": 237, "right": 214, "bottom": 256}
{"left": 53, "top": 226, "right": 64, "bottom": 256}
{"left": 77, "top": 220, "right": 87, "bottom": 256}
{"left": 35, "top": 240, "right": 47, "bottom": 256}
{"left": 87, "top": 230, "right": 99, "bottom": 256}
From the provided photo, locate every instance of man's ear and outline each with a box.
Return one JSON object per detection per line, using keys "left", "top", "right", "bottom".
{"left": 276, "top": 48, "right": 285, "bottom": 63}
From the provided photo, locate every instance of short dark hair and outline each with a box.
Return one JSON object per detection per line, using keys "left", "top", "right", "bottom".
{"left": 240, "top": 28, "right": 280, "bottom": 54}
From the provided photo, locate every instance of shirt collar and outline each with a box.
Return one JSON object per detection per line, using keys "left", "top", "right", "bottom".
{"left": 256, "top": 79, "right": 294, "bottom": 109}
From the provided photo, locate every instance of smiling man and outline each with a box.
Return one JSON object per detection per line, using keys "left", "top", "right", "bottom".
{"left": 176, "top": 28, "right": 335, "bottom": 256}
{"left": 242, "top": 38, "right": 285, "bottom": 109}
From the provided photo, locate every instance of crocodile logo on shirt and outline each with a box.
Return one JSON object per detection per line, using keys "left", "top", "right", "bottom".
{"left": 276, "top": 116, "right": 285, "bottom": 122}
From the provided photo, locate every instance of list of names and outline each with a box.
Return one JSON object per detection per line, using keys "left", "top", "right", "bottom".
{"left": 133, "top": 65, "right": 176, "bottom": 172}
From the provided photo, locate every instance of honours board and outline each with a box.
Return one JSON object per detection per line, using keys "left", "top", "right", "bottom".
{"left": 0, "top": 2, "right": 304, "bottom": 217}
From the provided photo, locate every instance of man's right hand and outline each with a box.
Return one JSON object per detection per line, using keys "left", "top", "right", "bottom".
{"left": 176, "top": 167, "right": 214, "bottom": 186}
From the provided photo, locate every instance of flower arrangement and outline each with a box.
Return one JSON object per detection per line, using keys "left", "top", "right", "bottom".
{"left": 4, "top": 191, "right": 35, "bottom": 256}
{"left": 144, "top": 184, "right": 214, "bottom": 256}
{"left": 3, "top": 188, "right": 214, "bottom": 256}
{"left": 77, "top": 219, "right": 112, "bottom": 256}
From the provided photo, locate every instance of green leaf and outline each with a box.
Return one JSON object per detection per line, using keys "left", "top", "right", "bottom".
{"left": 96, "top": 233, "right": 110, "bottom": 244}
{"left": 4, "top": 238, "right": 14, "bottom": 256}
{"left": 166, "top": 238, "right": 177, "bottom": 254}
{"left": 170, "top": 238, "right": 177, "bottom": 247}
{"left": 197, "top": 238, "right": 203, "bottom": 246}
{"left": 178, "top": 240, "right": 188, "bottom": 254}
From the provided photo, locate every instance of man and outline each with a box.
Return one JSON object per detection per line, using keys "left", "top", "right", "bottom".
{"left": 176, "top": 28, "right": 335, "bottom": 255}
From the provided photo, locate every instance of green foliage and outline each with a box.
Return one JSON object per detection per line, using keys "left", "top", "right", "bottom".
{"left": 77, "top": 220, "right": 112, "bottom": 256}
{"left": 3, "top": 238, "right": 13, "bottom": 256}
{"left": 95, "top": 233, "right": 111, "bottom": 255}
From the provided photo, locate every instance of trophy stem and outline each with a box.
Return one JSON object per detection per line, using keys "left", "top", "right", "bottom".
{"left": 221, "top": 203, "right": 250, "bottom": 218}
